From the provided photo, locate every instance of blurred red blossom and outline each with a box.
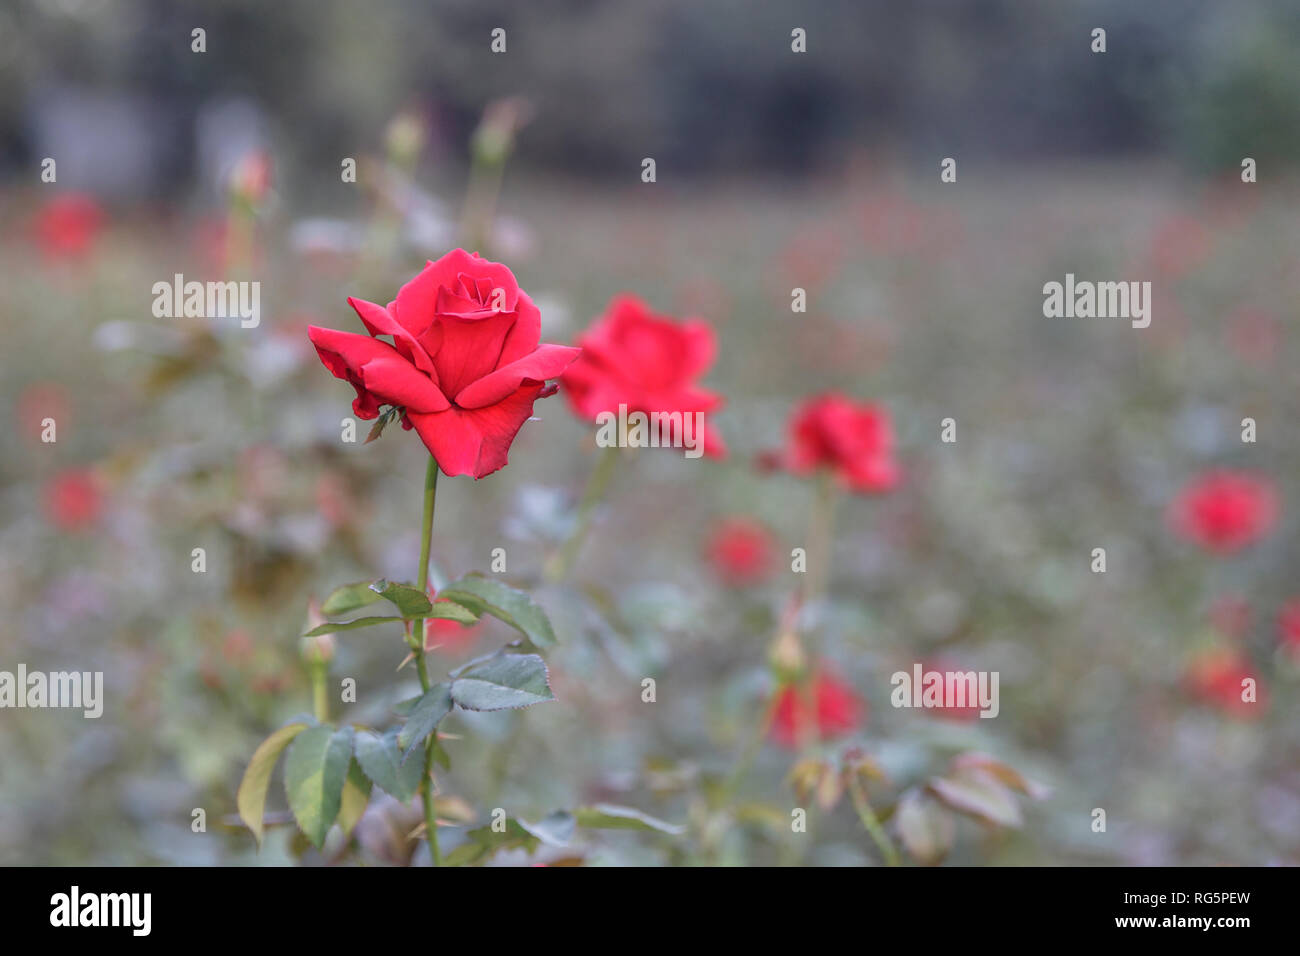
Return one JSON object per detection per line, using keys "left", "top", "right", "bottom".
{"left": 1168, "top": 471, "right": 1279, "bottom": 554}
{"left": 763, "top": 392, "right": 899, "bottom": 494}
{"left": 309, "top": 249, "right": 579, "bottom": 478}
{"left": 32, "top": 193, "right": 103, "bottom": 259}
{"left": 43, "top": 468, "right": 103, "bottom": 531}
{"left": 423, "top": 588, "right": 482, "bottom": 654}
{"left": 1148, "top": 214, "right": 1212, "bottom": 279}
{"left": 561, "top": 294, "right": 727, "bottom": 457}
{"left": 1184, "top": 647, "right": 1264, "bottom": 718}
{"left": 770, "top": 670, "right": 863, "bottom": 748}
{"left": 706, "top": 517, "right": 775, "bottom": 587}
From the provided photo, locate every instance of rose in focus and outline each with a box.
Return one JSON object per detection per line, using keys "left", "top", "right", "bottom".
{"left": 309, "top": 249, "right": 580, "bottom": 478}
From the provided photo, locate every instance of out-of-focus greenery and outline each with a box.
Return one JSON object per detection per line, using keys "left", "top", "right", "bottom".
{"left": 4, "top": 154, "right": 1298, "bottom": 864}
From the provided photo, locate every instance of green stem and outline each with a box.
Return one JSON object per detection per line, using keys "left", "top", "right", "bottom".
{"left": 719, "top": 695, "right": 779, "bottom": 804}
{"left": 413, "top": 456, "right": 442, "bottom": 866}
{"left": 545, "top": 446, "right": 620, "bottom": 583}
{"left": 310, "top": 660, "right": 329, "bottom": 723}
{"left": 416, "top": 457, "right": 438, "bottom": 595}
{"left": 802, "top": 470, "right": 838, "bottom": 632}
{"left": 463, "top": 159, "right": 506, "bottom": 254}
{"left": 847, "top": 771, "right": 900, "bottom": 866}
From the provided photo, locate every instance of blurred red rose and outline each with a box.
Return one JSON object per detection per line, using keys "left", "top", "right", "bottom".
{"left": 1184, "top": 647, "right": 1263, "bottom": 718}
{"left": 561, "top": 294, "right": 727, "bottom": 457}
{"left": 765, "top": 392, "right": 898, "bottom": 494}
{"left": 309, "top": 249, "right": 579, "bottom": 478}
{"left": 770, "top": 670, "right": 863, "bottom": 748}
{"left": 1168, "top": 471, "right": 1279, "bottom": 554}
{"left": 423, "top": 588, "right": 482, "bottom": 654}
{"left": 44, "top": 468, "right": 103, "bottom": 531}
{"left": 706, "top": 517, "right": 775, "bottom": 587}
{"left": 1148, "top": 214, "right": 1212, "bottom": 279}
{"left": 32, "top": 193, "right": 103, "bottom": 259}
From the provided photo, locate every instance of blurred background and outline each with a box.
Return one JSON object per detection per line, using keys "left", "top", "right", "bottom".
{"left": 2, "top": 0, "right": 1299, "bottom": 865}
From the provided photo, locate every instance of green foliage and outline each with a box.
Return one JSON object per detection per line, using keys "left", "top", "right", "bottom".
{"left": 236, "top": 722, "right": 309, "bottom": 845}
{"left": 337, "top": 760, "right": 373, "bottom": 838}
{"left": 284, "top": 725, "right": 355, "bottom": 849}
{"left": 449, "top": 651, "right": 555, "bottom": 711}
{"left": 354, "top": 729, "right": 426, "bottom": 803}
{"left": 396, "top": 683, "right": 453, "bottom": 760}
{"left": 438, "top": 574, "right": 558, "bottom": 648}
{"left": 574, "top": 803, "right": 684, "bottom": 836}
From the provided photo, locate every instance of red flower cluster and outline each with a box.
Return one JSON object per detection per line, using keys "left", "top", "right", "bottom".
{"left": 1168, "top": 470, "right": 1279, "bottom": 554}
{"left": 769, "top": 671, "right": 863, "bottom": 748}
{"left": 562, "top": 294, "right": 727, "bottom": 456}
{"left": 309, "top": 250, "right": 580, "bottom": 478}
{"left": 767, "top": 392, "right": 898, "bottom": 494}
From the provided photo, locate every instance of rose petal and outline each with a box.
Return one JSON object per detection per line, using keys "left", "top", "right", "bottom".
{"left": 454, "top": 343, "right": 581, "bottom": 410}
{"left": 407, "top": 383, "right": 547, "bottom": 479}
{"left": 308, "top": 326, "right": 449, "bottom": 414}
{"left": 347, "top": 296, "right": 440, "bottom": 380}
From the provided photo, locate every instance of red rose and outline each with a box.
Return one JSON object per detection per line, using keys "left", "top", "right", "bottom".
{"left": 44, "top": 468, "right": 103, "bottom": 531}
{"left": 706, "top": 516, "right": 775, "bottom": 587}
{"left": 770, "top": 670, "right": 863, "bottom": 748}
{"left": 1168, "top": 470, "right": 1279, "bottom": 554}
{"left": 32, "top": 193, "right": 103, "bottom": 259}
{"left": 561, "top": 294, "right": 727, "bottom": 456}
{"left": 767, "top": 392, "right": 898, "bottom": 494}
{"left": 308, "top": 249, "right": 579, "bottom": 479}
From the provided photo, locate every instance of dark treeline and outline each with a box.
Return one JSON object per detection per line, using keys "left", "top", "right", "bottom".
{"left": 3, "top": 0, "right": 1298, "bottom": 187}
